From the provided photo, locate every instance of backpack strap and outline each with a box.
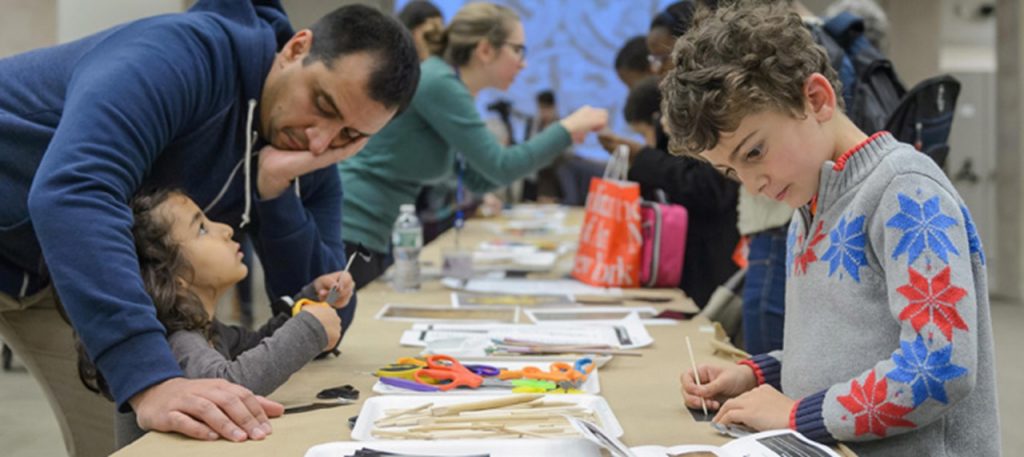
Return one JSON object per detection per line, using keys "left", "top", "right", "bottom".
{"left": 824, "top": 11, "right": 865, "bottom": 50}
{"left": 810, "top": 25, "right": 856, "bottom": 108}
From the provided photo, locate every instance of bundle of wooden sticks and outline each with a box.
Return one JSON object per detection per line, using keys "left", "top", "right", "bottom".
{"left": 371, "top": 395, "right": 602, "bottom": 440}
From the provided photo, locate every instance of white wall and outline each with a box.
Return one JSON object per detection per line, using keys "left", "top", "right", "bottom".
{"left": 56, "top": 0, "right": 184, "bottom": 44}
{"left": 0, "top": 0, "right": 56, "bottom": 58}
{"left": 995, "top": 0, "right": 1024, "bottom": 303}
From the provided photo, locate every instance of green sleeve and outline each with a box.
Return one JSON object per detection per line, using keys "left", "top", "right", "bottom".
{"left": 413, "top": 71, "right": 572, "bottom": 188}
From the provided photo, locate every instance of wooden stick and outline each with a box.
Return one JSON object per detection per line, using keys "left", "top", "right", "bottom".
{"left": 430, "top": 394, "right": 543, "bottom": 416}
{"left": 686, "top": 336, "right": 708, "bottom": 417}
{"left": 457, "top": 406, "right": 586, "bottom": 417}
{"left": 428, "top": 414, "right": 572, "bottom": 424}
{"left": 376, "top": 402, "right": 432, "bottom": 424}
{"left": 500, "top": 425, "right": 560, "bottom": 438}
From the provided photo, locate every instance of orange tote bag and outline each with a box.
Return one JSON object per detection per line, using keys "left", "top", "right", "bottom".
{"left": 572, "top": 146, "right": 642, "bottom": 287}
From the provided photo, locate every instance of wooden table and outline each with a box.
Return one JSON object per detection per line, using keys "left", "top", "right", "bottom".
{"left": 114, "top": 207, "right": 851, "bottom": 456}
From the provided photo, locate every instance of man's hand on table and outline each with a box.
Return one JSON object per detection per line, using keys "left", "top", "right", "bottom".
{"left": 130, "top": 377, "right": 284, "bottom": 442}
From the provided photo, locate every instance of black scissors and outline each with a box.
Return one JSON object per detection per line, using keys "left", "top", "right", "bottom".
{"left": 283, "top": 385, "right": 360, "bottom": 414}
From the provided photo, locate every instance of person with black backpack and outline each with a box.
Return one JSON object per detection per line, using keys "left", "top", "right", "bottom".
{"left": 811, "top": 8, "right": 961, "bottom": 168}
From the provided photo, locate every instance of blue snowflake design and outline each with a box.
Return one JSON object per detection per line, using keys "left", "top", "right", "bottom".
{"left": 886, "top": 193, "right": 960, "bottom": 265}
{"left": 886, "top": 334, "right": 968, "bottom": 407}
{"left": 786, "top": 222, "right": 799, "bottom": 278}
{"left": 820, "top": 214, "right": 868, "bottom": 282}
{"left": 960, "top": 205, "right": 986, "bottom": 265}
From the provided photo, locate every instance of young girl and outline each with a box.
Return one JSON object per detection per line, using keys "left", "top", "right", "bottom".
{"left": 76, "top": 189, "right": 354, "bottom": 447}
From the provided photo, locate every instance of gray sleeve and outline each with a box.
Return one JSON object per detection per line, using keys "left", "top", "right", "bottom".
{"left": 168, "top": 312, "right": 328, "bottom": 396}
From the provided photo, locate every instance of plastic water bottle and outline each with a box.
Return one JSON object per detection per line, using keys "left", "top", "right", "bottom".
{"left": 391, "top": 204, "right": 423, "bottom": 291}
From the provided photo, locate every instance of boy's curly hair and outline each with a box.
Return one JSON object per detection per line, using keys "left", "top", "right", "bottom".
{"left": 660, "top": 0, "right": 843, "bottom": 157}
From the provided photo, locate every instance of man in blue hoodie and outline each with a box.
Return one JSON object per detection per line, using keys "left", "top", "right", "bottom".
{"left": 0, "top": 1, "right": 419, "bottom": 454}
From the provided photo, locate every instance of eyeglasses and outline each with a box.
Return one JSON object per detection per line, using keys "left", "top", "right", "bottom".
{"left": 647, "top": 53, "right": 669, "bottom": 73}
{"left": 502, "top": 41, "right": 528, "bottom": 61}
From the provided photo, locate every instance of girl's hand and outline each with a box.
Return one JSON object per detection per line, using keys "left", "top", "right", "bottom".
{"left": 301, "top": 305, "right": 342, "bottom": 351}
{"left": 679, "top": 363, "right": 758, "bottom": 411}
{"left": 713, "top": 385, "right": 796, "bottom": 431}
{"left": 312, "top": 271, "right": 355, "bottom": 308}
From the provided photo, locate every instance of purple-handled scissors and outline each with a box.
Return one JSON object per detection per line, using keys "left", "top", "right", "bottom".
{"left": 464, "top": 364, "right": 500, "bottom": 377}
{"left": 379, "top": 375, "right": 439, "bottom": 392}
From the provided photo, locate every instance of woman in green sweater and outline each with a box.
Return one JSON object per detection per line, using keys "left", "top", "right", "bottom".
{"left": 339, "top": 2, "right": 607, "bottom": 287}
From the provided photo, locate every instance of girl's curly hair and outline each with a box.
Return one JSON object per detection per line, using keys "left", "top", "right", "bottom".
{"left": 76, "top": 189, "right": 213, "bottom": 399}
{"left": 660, "top": 0, "right": 843, "bottom": 157}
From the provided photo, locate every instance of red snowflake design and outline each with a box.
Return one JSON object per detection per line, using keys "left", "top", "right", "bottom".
{"left": 837, "top": 371, "right": 916, "bottom": 437}
{"left": 897, "top": 266, "right": 968, "bottom": 341}
{"left": 794, "top": 221, "right": 827, "bottom": 276}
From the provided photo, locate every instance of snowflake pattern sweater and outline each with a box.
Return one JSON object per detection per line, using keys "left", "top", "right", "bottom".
{"left": 743, "top": 133, "right": 1000, "bottom": 456}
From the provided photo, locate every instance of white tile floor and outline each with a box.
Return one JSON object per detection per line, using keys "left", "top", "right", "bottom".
{"left": 2, "top": 298, "right": 1022, "bottom": 456}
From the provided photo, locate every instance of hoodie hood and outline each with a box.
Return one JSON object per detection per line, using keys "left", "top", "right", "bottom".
{"left": 189, "top": 0, "right": 293, "bottom": 114}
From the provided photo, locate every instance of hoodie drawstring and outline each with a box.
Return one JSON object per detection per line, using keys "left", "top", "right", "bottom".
{"left": 240, "top": 99, "right": 257, "bottom": 228}
{"left": 205, "top": 99, "right": 297, "bottom": 225}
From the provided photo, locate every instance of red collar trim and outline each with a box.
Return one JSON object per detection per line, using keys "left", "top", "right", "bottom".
{"left": 832, "top": 131, "right": 889, "bottom": 171}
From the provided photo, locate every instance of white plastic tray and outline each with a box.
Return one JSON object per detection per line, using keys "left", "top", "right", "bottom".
{"left": 351, "top": 394, "right": 623, "bottom": 441}
{"left": 305, "top": 438, "right": 602, "bottom": 457}
{"left": 371, "top": 359, "right": 601, "bottom": 395}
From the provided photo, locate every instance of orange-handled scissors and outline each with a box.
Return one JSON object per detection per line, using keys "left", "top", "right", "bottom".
{"left": 413, "top": 355, "right": 484, "bottom": 391}
{"left": 290, "top": 281, "right": 343, "bottom": 316}
{"left": 550, "top": 362, "right": 586, "bottom": 381}
{"left": 290, "top": 298, "right": 329, "bottom": 316}
{"left": 498, "top": 364, "right": 574, "bottom": 382}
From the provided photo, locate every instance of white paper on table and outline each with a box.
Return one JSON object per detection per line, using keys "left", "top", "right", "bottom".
{"left": 476, "top": 241, "right": 541, "bottom": 254}
{"left": 471, "top": 251, "right": 559, "bottom": 272}
{"left": 398, "top": 316, "right": 653, "bottom": 350}
{"left": 503, "top": 204, "right": 568, "bottom": 221}
{"left": 524, "top": 306, "right": 677, "bottom": 326}
{"left": 374, "top": 304, "right": 519, "bottom": 323}
{"left": 456, "top": 278, "right": 623, "bottom": 297}
{"left": 530, "top": 313, "right": 654, "bottom": 348}
{"left": 570, "top": 417, "right": 840, "bottom": 457}
{"left": 305, "top": 438, "right": 602, "bottom": 457}
{"left": 631, "top": 429, "right": 842, "bottom": 457}
{"left": 399, "top": 325, "right": 617, "bottom": 348}
{"left": 566, "top": 416, "right": 637, "bottom": 457}
{"left": 477, "top": 240, "right": 576, "bottom": 256}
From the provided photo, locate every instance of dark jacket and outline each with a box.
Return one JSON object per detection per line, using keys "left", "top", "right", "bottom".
{"left": 0, "top": 0, "right": 351, "bottom": 408}
{"left": 628, "top": 126, "right": 739, "bottom": 307}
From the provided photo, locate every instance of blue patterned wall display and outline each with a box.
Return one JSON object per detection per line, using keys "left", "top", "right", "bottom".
{"left": 396, "top": 0, "right": 677, "bottom": 161}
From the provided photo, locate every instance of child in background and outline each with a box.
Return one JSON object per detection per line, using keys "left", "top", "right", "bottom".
{"left": 76, "top": 190, "right": 355, "bottom": 448}
{"left": 622, "top": 76, "right": 661, "bottom": 147}
{"left": 665, "top": 2, "right": 998, "bottom": 456}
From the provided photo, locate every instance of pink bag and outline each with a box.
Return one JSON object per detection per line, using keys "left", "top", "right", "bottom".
{"left": 640, "top": 200, "right": 688, "bottom": 287}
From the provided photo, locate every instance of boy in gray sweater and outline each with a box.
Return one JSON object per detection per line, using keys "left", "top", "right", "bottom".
{"left": 665, "top": 2, "right": 999, "bottom": 456}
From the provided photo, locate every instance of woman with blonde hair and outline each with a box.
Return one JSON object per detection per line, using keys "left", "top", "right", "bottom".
{"left": 340, "top": 2, "right": 608, "bottom": 287}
